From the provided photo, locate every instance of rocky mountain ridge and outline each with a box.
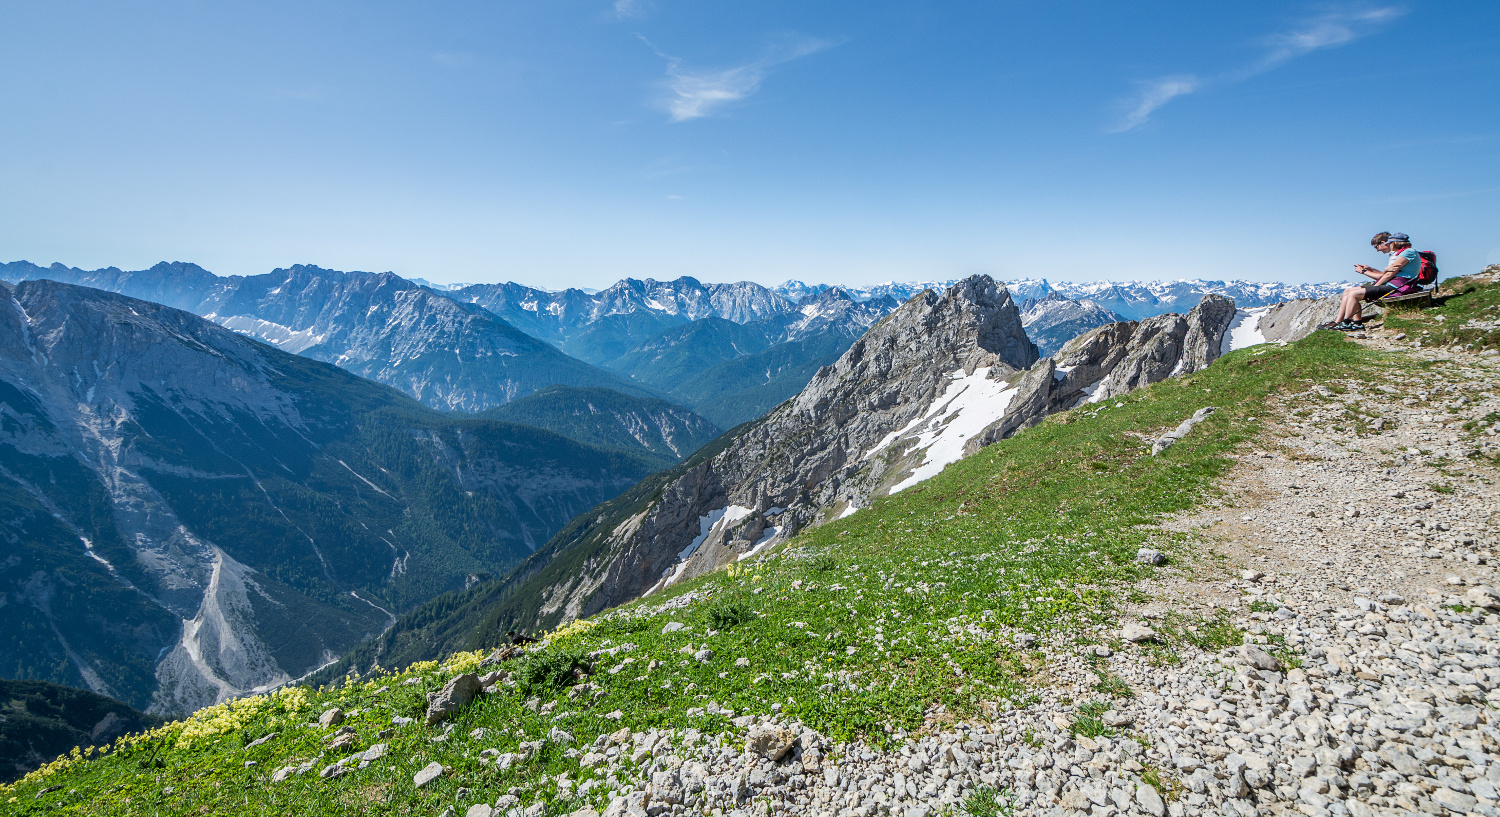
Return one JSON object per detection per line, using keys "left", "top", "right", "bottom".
{"left": 534, "top": 283, "right": 1239, "bottom": 623}
{"left": 1020, "top": 291, "right": 1128, "bottom": 357}
{"left": 0, "top": 262, "right": 647, "bottom": 414}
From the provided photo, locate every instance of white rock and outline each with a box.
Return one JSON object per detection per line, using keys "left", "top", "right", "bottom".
{"left": 1121, "top": 622, "right": 1156, "bottom": 643}
{"left": 414, "top": 762, "right": 444, "bottom": 788}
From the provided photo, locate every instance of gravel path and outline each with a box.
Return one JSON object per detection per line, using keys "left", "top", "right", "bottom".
{"left": 478, "top": 338, "right": 1500, "bottom": 817}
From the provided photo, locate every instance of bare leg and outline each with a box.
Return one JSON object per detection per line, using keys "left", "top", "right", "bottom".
{"left": 1338, "top": 287, "right": 1367, "bottom": 322}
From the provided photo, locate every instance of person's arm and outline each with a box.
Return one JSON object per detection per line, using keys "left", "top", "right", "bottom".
{"left": 1372, "top": 253, "right": 1411, "bottom": 287}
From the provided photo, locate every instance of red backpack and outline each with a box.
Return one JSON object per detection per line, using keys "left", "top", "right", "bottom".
{"left": 1412, "top": 250, "right": 1439, "bottom": 286}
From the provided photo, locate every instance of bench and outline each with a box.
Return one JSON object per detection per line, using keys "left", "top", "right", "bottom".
{"left": 1376, "top": 287, "right": 1434, "bottom": 308}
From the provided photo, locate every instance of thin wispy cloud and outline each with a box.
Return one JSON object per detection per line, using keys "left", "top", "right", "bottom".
{"left": 1109, "top": 5, "right": 1404, "bottom": 132}
{"left": 613, "top": 0, "right": 649, "bottom": 20}
{"left": 1253, "top": 6, "right": 1404, "bottom": 73}
{"left": 644, "top": 36, "right": 838, "bottom": 123}
{"left": 1108, "top": 76, "right": 1201, "bottom": 134}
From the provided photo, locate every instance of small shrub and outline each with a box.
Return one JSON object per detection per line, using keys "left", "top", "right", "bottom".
{"left": 1247, "top": 600, "right": 1278, "bottom": 613}
{"left": 1092, "top": 669, "right": 1134, "bottom": 699}
{"left": 1141, "top": 764, "right": 1184, "bottom": 802}
{"left": 1161, "top": 609, "right": 1243, "bottom": 652}
{"left": 705, "top": 598, "right": 754, "bottom": 631}
{"left": 515, "top": 647, "right": 590, "bottom": 695}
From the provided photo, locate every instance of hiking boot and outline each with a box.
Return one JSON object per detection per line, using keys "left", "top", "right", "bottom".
{"left": 1318, "top": 320, "right": 1343, "bottom": 331}
{"left": 1336, "top": 321, "right": 1364, "bottom": 332}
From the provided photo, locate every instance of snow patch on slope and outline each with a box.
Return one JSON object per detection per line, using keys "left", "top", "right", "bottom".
{"left": 212, "top": 315, "right": 327, "bottom": 354}
{"left": 859, "top": 367, "right": 1021, "bottom": 502}
{"left": 646, "top": 505, "right": 755, "bottom": 594}
{"left": 1222, "top": 306, "right": 1273, "bottom": 356}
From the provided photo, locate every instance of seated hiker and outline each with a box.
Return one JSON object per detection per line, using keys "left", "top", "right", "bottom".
{"left": 1323, "top": 232, "right": 1421, "bottom": 331}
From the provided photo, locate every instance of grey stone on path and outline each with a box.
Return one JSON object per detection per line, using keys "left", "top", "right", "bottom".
{"left": 1240, "top": 645, "right": 1283, "bottom": 672}
{"left": 1121, "top": 622, "right": 1156, "bottom": 643}
{"left": 1136, "top": 548, "right": 1166, "bottom": 565}
{"left": 745, "top": 724, "right": 797, "bottom": 761}
{"left": 317, "top": 708, "right": 343, "bottom": 728}
{"left": 465, "top": 806, "right": 493, "bottom": 817}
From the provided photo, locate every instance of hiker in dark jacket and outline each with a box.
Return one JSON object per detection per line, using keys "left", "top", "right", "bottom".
{"left": 1322, "top": 232, "right": 1421, "bottom": 331}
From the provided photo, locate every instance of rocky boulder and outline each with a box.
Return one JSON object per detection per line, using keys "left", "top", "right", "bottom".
{"left": 425, "top": 674, "right": 483, "bottom": 725}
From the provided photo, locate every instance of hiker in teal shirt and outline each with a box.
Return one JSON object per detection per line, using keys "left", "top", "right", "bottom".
{"left": 1323, "top": 232, "right": 1419, "bottom": 331}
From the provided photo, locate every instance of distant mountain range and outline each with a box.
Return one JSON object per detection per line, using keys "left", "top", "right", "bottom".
{"left": 1, "top": 260, "right": 1342, "bottom": 429}
{"left": 0, "top": 280, "right": 672, "bottom": 714}
{"left": 773, "top": 278, "right": 1345, "bottom": 321}
{"left": 1019, "top": 291, "right": 1126, "bottom": 358}
{"left": 0, "top": 261, "right": 647, "bottom": 413}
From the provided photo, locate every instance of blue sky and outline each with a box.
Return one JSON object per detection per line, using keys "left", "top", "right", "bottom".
{"left": 2, "top": 1, "right": 1496, "bottom": 289}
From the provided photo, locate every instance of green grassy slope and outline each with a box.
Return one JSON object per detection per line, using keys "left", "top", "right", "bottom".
{"left": 14, "top": 275, "right": 1500, "bottom": 815}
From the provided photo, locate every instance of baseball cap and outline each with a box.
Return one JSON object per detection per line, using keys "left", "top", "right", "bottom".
{"left": 1387, "top": 233, "right": 1410, "bottom": 242}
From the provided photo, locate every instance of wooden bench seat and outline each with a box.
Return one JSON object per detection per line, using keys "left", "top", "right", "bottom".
{"left": 1377, "top": 288, "right": 1433, "bottom": 308}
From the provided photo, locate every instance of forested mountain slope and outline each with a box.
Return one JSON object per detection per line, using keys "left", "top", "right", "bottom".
{"left": 478, "top": 386, "right": 720, "bottom": 466}
{"left": 0, "top": 281, "right": 664, "bottom": 714}
{"left": 0, "top": 680, "right": 160, "bottom": 784}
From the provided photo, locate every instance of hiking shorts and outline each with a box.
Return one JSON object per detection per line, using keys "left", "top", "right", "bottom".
{"left": 1363, "top": 283, "right": 1398, "bottom": 300}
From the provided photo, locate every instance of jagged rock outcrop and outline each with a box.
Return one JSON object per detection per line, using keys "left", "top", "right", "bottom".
{"left": 962, "top": 295, "right": 1237, "bottom": 455}
{"left": 1256, "top": 294, "right": 1344, "bottom": 343}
